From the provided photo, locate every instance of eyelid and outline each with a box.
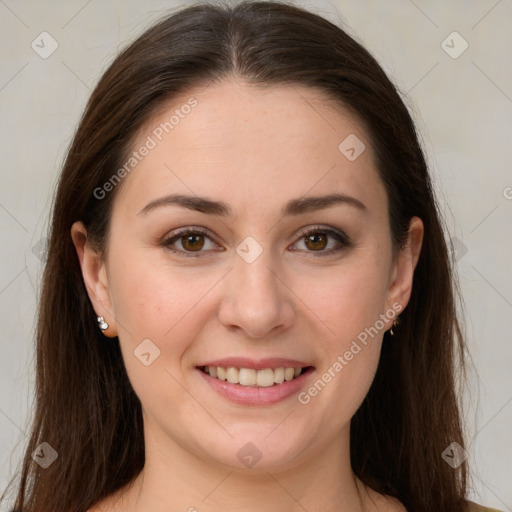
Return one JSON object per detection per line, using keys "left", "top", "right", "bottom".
{"left": 290, "top": 224, "right": 352, "bottom": 255}
{"left": 162, "top": 224, "right": 351, "bottom": 257}
{"left": 294, "top": 224, "right": 347, "bottom": 240}
{"left": 161, "top": 226, "right": 222, "bottom": 257}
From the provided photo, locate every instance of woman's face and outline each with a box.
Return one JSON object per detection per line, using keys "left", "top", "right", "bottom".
{"left": 76, "top": 79, "right": 422, "bottom": 473}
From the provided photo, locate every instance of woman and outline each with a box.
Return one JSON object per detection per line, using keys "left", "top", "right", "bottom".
{"left": 1, "top": 1, "right": 502, "bottom": 511}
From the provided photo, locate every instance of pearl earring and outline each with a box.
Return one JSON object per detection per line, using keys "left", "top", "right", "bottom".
{"left": 97, "top": 316, "right": 109, "bottom": 332}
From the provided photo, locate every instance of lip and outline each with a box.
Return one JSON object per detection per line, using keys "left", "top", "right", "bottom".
{"left": 197, "top": 357, "right": 311, "bottom": 371}
{"left": 196, "top": 365, "right": 315, "bottom": 406}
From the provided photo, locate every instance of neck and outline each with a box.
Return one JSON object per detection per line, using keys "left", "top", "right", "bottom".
{"left": 113, "top": 418, "right": 374, "bottom": 512}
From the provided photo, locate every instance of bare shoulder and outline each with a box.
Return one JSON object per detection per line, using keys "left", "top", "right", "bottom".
{"left": 86, "top": 476, "right": 144, "bottom": 512}
{"left": 467, "top": 501, "right": 504, "bottom": 512}
{"left": 379, "top": 495, "right": 407, "bottom": 512}
{"left": 87, "top": 500, "right": 110, "bottom": 512}
{"left": 359, "top": 485, "right": 407, "bottom": 512}
{"left": 86, "top": 499, "right": 117, "bottom": 512}
{"left": 377, "top": 497, "right": 407, "bottom": 512}
{"left": 374, "top": 497, "right": 501, "bottom": 512}
{"left": 86, "top": 489, "right": 129, "bottom": 512}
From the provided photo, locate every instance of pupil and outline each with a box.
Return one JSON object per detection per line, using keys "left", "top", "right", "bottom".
{"left": 183, "top": 234, "right": 204, "bottom": 251}
{"left": 306, "top": 233, "right": 327, "bottom": 250}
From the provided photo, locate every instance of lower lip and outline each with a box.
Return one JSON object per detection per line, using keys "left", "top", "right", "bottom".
{"left": 197, "top": 367, "right": 315, "bottom": 406}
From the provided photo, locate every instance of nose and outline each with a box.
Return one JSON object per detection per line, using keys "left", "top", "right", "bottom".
{"left": 217, "top": 248, "right": 296, "bottom": 339}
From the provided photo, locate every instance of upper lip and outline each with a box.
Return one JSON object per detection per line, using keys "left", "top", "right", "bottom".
{"left": 197, "top": 357, "right": 313, "bottom": 370}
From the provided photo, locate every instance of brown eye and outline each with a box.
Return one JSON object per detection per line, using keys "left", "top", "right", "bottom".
{"left": 163, "top": 228, "right": 219, "bottom": 257}
{"left": 304, "top": 232, "right": 328, "bottom": 251}
{"left": 291, "top": 226, "right": 352, "bottom": 256}
{"left": 181, "top": 233, "right": 205, "bottom": 251}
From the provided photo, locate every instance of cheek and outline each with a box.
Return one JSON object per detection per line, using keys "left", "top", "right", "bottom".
{"left": 108, "top": 246, "right": 215, "bottom": 339}
{"left": 107, "top": 252, "right": 227, "bottom": 403}
{"left": 292, "top": 253, "right": 389, "bottom": 407}
{"left": 313, "top": 344, "right": 381, "bottom": 437}
{"left": 298, "top": 276, "right": 385, "bottom": 433}
{"left": 108, "top": 255, "right": 217, "bottom": 409}
{"left": 296, "top": 257, "right": 390, "bottom": 344}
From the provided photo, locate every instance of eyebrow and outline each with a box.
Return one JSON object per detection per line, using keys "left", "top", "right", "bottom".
{"left": 137, "top": 192, "right": 367, "bottom": 217}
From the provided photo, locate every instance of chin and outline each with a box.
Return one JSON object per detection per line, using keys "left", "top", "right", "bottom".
{"left": 196, "top": 428, "right": 310, "bottom": 474}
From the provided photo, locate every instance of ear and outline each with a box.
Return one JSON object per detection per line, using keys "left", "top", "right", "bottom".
{"left": 71, "top": 221, "right": 118, "bottom": 337}
{"left": 384, "top": 216, "right": 424, "bottom": 319}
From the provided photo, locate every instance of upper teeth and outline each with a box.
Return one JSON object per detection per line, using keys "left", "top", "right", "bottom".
{"left": 203, "top": 366, "right": 303, "bottom": 387}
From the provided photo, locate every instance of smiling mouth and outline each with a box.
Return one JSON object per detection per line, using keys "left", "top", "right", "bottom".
{"left": 199, "top": 365, "right": 311, "bottom": 387}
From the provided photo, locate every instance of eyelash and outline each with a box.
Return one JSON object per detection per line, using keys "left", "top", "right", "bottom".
{"left": 161, "top": 225, "right": 352, "bottom": 258}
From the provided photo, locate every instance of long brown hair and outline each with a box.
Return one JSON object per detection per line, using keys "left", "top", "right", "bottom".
{"left": 2, "top": 2, "right": 469, "bottom": 511}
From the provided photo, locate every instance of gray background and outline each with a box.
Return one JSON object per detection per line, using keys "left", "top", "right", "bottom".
{"left": 0, "top": 0, "right": 511, "bottom": 509}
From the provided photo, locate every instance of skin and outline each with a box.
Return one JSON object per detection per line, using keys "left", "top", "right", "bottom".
{"left": 72, "top": 78, "right": 423, "bottom": 512}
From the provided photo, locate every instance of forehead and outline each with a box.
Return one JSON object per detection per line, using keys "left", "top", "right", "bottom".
{"left": 113, "top": 79, "right": 386, "bottom": 220}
